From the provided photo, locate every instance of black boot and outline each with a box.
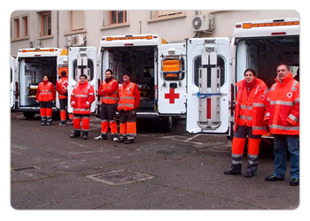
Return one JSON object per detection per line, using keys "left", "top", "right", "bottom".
{"left": 70, "top": 130, "right": 81, "bottom": 138}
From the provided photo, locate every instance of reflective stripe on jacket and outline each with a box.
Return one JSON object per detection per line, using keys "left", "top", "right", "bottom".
{"left": 36, "top": 82, "right": 56, "bottom": 102}
{"left": 99, "top": 79, "right": 118, "bottom": 104}
{"left": 118, "top": 82, "right": 136, "bottom": 111}
{"left": 70, "top": 81, "right": 95, "bottom": 115}
{"left": 56, "top": 77, "right": 68, "bottom": 99}
{"left": 234, "top": 78, "right": 268, "bottom": 135}
{"left": 264, "top": 72, "right": 299, "bottom": 135}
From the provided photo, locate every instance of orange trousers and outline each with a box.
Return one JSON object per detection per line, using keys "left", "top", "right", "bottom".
{"left": 119, "top": 109, "right": 137, "bottom": 140}
{"left": 73, "top": 114, "right": 90, "bottom": 136}
{"left": 230, "top": 125, "right": 261, "bottom": 174}
{"left": 40, "top": 101, "right": 53, "bottom": 125}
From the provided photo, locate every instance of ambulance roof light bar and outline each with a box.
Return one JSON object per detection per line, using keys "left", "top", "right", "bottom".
{"left": 236, "top": 20, "right": 299, "bottom": 29}
{"left": 102, "top": 35, "right": 154, "bottom": 41}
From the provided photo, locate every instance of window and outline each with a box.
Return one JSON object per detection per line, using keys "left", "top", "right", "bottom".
{"left": 73, "top": 59, "right": 94, "bottom": 81}
{"left": 40, "top": 11, "right": 51, "bottom": 37}
{"left": 71, "top": 11, "right": 85, "bottom": 31}
{"left": 194, "top": 56, "right": 225, "bottom": 87}
{"left": 22, "top": 16, "right": 28, "bottom": 37}
{"left": 150, "top": 11, "right": 185, "bottom": 20}
{"left": 14, "top": 18, "right": 19, "bottom": 38}
{"left": 109, "top": 11, "right": 127, "bottom": 25}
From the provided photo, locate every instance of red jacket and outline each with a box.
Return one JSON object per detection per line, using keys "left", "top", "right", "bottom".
{"left": 234, "top": 78, "right": 268, "bottom": 135}
{"left": 264, "top": 72, "right": 299, "bottom": 135}
{"left": 56, "top": 76, "right": 68, "bottom": 99}
{"left": 70, "top": 81, "right": 95, "bottom": 115}
{"left": 36, "top": 81, "right": 56, "bottom": 102}
{"left": 118, "top": 81, "right": 140, "bottom": 111}
{"left": 98, "top": 78, "right": 118, "bottom": 104}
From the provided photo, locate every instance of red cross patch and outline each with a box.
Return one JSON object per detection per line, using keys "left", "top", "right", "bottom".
{"left": 164, "top": 88, "right": 180, "bottom": 104}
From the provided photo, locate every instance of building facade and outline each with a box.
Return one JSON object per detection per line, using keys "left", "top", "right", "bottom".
{"left": 10, "top": 10, "right": 299, "bottom": 56}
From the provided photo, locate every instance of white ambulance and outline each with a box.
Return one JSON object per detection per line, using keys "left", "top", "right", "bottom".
{"left": 186, "top": 18, "right": 299, "bottom": 138}
{"left": 14, "top": 48, "right": 68, "bottom": 118}
{"left": 68, "top": 34, "right": 186, "bottom": 132}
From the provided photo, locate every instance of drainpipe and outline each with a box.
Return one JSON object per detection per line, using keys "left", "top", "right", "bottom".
{"left": 57, "top": 11, "right": 59, "bottom": 48}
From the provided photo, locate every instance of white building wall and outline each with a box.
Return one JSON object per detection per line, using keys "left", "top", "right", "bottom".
{"left": 10, "top": 10, "right": 300, "bottom": 56}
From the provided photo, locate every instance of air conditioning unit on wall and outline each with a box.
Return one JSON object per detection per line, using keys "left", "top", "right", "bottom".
{"left": 72, "top": 34, "right": 86, "bottom": 47}
{"left": 192, "top": 14, "right": 214, "bottom": 33}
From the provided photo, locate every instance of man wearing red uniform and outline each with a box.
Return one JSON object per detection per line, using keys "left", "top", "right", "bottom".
{"left": 94, "top": 69, "right": 119, "bottom": 141}
{"left": 118, "top": 71, "right": 140, "bottom": 144}
{"left": 264, "top": 64, "right": 299, "bottom": 186}
{"left": 70, "top": 74, "right": 95, "bottom": 140}
{"left": 36, "top": 75, "right": 56, "bottom": 126}
{"left": 56, "top": 70, "right": 72, "bottom": 126}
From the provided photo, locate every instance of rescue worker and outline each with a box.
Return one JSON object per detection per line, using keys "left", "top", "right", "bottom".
{"left": 118, "top": 71, "right": 140, "bottom": 144}
{"left": 94, "top": 69, "right": 119, "bottom": 141}
{"left": 224, "top": 68, "right": 268, "bottom": 178}
{"left": 36, "top": 75, "right": 56, "bottom": 126}
{"left": 264, "top": 64, "right": 299, "bottom": 186}
{"left": 56, "top": 70, "right": 73, "bottom": 126}
{"left": 70, "top": 74, "right": 95, "bottom": 140}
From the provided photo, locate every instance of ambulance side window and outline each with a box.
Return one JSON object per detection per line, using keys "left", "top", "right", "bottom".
{"left": 194, "top": 56, "right": 225, "bottom": 87}
{"left": 73, "top": 59, "right": 94, "bottom": 81}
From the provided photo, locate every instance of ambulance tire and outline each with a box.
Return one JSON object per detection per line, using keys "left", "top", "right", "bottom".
{"left": 161, "top": 116, "right": 173, "bottom": 133}
{"left": 23, "top": 112, "right": 36, "bottom": 119}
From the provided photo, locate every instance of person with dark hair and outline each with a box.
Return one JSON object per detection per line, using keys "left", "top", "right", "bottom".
{"left": 70, "top": 74, "right": 95, "bottom": 140}
{"left": 36, "top": 75, "right": 56, "bottom": 126}
{"left": 56, "top": 70, "right": 72, "bottom": 126}
{"left": 224, "top": 68, "right": 268, "bottom": 178}
{"left": 264, "top": 64, "right": 299, "bottom": 186}
{"left": 94, "top": 69, "right": 119, "bottom": 141}
{"left": 118, "top": 71, "right": 140, "bottom": 144}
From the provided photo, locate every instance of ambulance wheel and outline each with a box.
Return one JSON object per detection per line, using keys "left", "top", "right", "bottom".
{"left": 161, "top": 116, "right": 173, "bottom": 132}
{"left": 23, "top": 112, "right": 36, "bottom": 119}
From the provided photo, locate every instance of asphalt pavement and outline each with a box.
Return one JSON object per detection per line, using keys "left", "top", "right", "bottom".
{"left": 9, "top": 111, "right": 302, "bottom": 219}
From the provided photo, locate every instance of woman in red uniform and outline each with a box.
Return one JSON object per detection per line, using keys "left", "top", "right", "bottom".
{"left": 224, "top": 68, "right": 268, "bottom": 178}
{"left": 36, "top": 75, "right": 56, "bottom": 126}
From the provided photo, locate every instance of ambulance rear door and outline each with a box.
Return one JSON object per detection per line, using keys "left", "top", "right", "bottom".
{"left": 11, "top": 56, "right": 16, "bottom": 110}
{"left": 56, "top": 50, "right": 68, "bottom": 110}
{"left": 158, "top": 43, "right": 186, "bottom": 115}
{"left": 186, "top": 37, "right": 232, "bottom": 134}
{"left": 68, "top": 47, "right": 98, "bottom": 114}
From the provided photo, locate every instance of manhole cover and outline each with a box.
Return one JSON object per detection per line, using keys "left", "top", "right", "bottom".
{"left": 86, "top": 169, "right": 154, "bottom": 186}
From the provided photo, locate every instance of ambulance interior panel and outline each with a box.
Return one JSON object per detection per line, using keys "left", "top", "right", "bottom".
{"left": 236, "top": 36, "right": 299, "bottom": 88}
{"left": 19, "top": 57, "right": 57, "bottom": 107}
{"left": 105, "top": 46, "right": 156, "bottom": 111}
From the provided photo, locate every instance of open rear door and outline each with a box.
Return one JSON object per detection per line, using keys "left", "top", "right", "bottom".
{"left": 157, "top": 43, "right": 186, "bottom": 115}
{"left": 186, "top": 37, "right": 231, "bottom": 134}
{"left": 11, "top": 56, "right": 16, "bottom": 110}
{"left": 68, "top": 47, "right": 98, "bottom": 114}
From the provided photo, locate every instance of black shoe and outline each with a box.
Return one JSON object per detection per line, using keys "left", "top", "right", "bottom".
{"left": 70, "top": 133, "right": 80, "bottom": 138}
{"left": 119, "top": 137, "right": 127, "bottom": 142}
{"left": 290, "top": 178, "right": 299, "bottom": 186}
{"left": 41, "top": 122, "right": 46, "bottom": 126}
{"left": 82, "top": 135, "right": 88, "bottom": 140}
{"left": 124, "top": 139, "right": 134, "bottom": 144}
{"left": 245, "top": 172, "right": 254, "bottom": 178}
{"left": 265, "top": 174, "right": 284, "bottom": 181}
{"left": 224, "top": 170, "right": 241, "bottom": 175}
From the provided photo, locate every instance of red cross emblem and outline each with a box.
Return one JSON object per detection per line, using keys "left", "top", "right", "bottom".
{"left": 62, "top": 80, "right": 68, "bottom": 88}
{"left": 165, "top": 88, "right": 180, "bottom": 104}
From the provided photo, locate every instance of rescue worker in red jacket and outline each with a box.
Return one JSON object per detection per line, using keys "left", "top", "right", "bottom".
{"left": 224, "top": 68, "right": 268, "bottom": 178}
{"left": 118, "top": 71, "right": 140, "bottom": 144}
{"left": 94, "top": 69, "right": 119, "bottom": 141}
{"left": 70, "top": 74, "right": 95, "bottom": 140}
{"left": 264, "top": 64, "right": 299, "bottom": 186}
{"left": 56, "top": 70, "right": 73, "bottom": 126}
{"left": 36, "top": 75, "right": 56, "bottom": 126}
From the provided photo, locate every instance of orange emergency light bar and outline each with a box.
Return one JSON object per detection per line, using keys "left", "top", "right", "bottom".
{"left": 21, "top": 48, "right": 56, "bottom": 53}
{"left": 103, "top": 35, "right": 154, "bottom": 41}
{"left": 240, "top": 21, "right": 299, "bottom": 29}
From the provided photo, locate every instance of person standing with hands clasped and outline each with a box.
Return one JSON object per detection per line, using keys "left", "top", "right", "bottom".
{"left": 264, "top": 64, "right": 299, "bottom": 186}
{"left": 118, "top": 71, "right": 140, "bottom": 144}
{"left": 36, "top": 75, "right": 56, "bottom": 126}
{"left": 224, "top": 68, "right": 268, "bottom": 178}
{"left": 94, "top": 69, "right": 119, "bottom": 141}
{"left": 70, "top": 74, "right": 95, "bottom": 140}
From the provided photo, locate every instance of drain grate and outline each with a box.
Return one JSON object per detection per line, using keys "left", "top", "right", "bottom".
{"left": 12, "top": 166, "right": 39, "bottom": 172}
{"left": 86, "top": 169, "right": 154, "bottom": 186}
